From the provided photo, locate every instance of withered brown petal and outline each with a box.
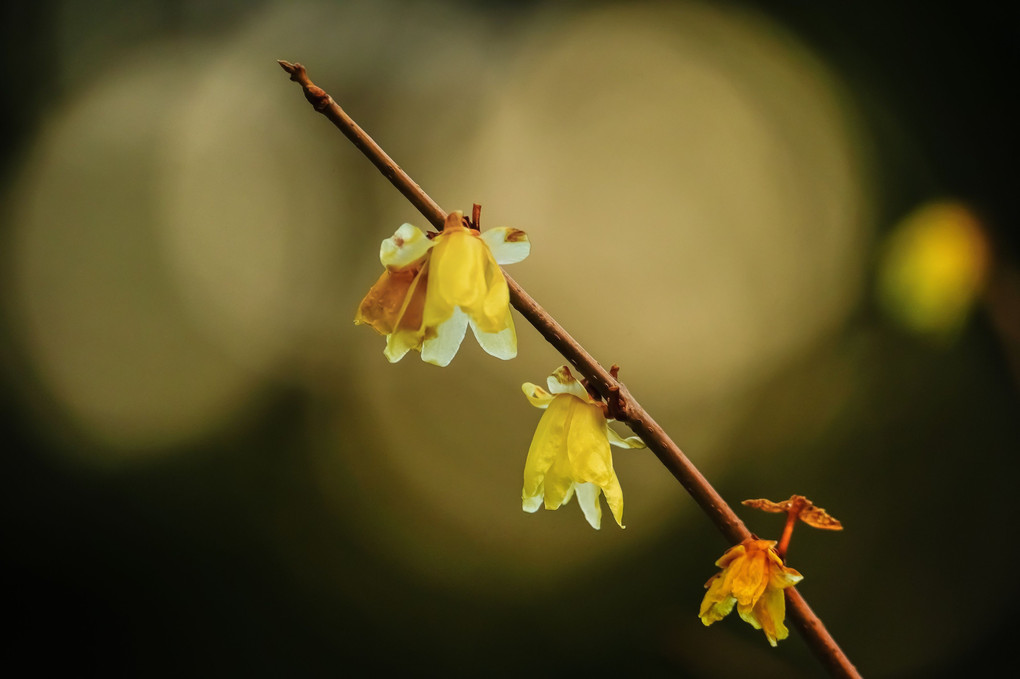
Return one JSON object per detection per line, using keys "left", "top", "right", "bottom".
{"left": 742, "top": 498, "right": 788, "bottom": 513}
{"left": 800, "top": 505, "right": 844, "bottom": 530}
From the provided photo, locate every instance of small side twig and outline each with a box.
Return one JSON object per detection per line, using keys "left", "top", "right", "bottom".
{"left": 278, "top": 60, "right": 861, "bottom": 679}
{"left": 471, "top": 203, "right": 482, "bottom": 231}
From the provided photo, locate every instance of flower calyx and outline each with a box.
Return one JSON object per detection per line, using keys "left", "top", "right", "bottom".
{"left": 580, "top": 364, "right": 631, "bottom": 422}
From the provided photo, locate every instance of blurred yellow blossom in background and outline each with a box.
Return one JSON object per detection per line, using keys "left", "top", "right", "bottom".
{"left": 878, "top": 202, "right": 990, "bottom": 337}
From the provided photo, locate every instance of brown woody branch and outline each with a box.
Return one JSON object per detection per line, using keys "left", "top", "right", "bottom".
{"left": 278, "top": 60, "right": 860, "bottom": 679}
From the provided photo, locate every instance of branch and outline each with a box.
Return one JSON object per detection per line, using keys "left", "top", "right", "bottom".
{"left": 278, "top": 60, "right": 860, "bottom": 679}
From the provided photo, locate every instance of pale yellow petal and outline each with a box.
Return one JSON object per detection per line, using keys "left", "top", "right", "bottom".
{"left": 600, "top": 470, "right": 625, "bottom": 528}
{"left": 383, "top": 328, "right": 422, "bottom": 363}
{"left": 699, "top": 574, "right": 736, "bottom": 625}
{"left": 546, "top": 366, "right": 590, "bottom": 401}
{"left": 770, "top": 563, "right": 804, "bottom": 589}
{"left": 421, "top": 307, "right": 469, "bottom": 367}
{"left": 737, "top": 602, "right": 763, "bottom": 631}
{"left": 559, "top": 483, "right": 576, "bottom": 507}
{"left": 521, "top": 382, "right": 555, "bottom": 409}
{"left": 753, "top": 586, "right": 789, "bottom": 646}
{"left": 469, "top": 311, "right": 517, "bottom": 360}
{"left": 481, "top": 226, "right": 530, "bottom": 265}
{"left": 522, "top": 493, "right": 543, "bottom": 513}
{"left": 574, "top": 482, "right": 602, "bottom": 529}
{"left": 606, "top": 425, "right": 644, "bottom": 449}
{"left": 380, "top": 223, "right": 433, "bottom": 269}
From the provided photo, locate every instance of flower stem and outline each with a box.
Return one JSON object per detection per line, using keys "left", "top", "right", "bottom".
{"left": 278, "top": 60, "right": 861, "bottom": 679}
{"left": 776, "top": 510, "right": 799, "bottom": 560}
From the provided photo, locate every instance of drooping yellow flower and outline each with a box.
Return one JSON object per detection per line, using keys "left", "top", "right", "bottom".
{"left": 521, "top": 366, "right": 644, "bottom": 529}
{"left": 699, "top": 538, "right": 803, "bottom": 646}
{"left": 355, "top": 211, "right": 530, "bottom": 366}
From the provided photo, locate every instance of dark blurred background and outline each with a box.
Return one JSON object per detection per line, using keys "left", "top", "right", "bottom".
{"left": 2, "top": 1, "right": 1017, "bottom": 676}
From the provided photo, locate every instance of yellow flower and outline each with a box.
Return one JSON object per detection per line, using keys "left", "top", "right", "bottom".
{"left": 521, "top": 366, "right": 644, "bottom": 529}
{"left": 355, "top": 211, "right": 530, "bottom": 366}
{"left": 699, "top": 538, "right": 803, "bottom": 646}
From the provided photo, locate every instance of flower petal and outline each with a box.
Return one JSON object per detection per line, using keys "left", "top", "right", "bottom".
{"left": 422, "top": 228, "right": 487, "bottom": 331}
{"left": 383, "top": 328, "right": 422, "bottom": 362}
{"left": 521, "top": 383, "right": 555, "bottom": 409}
{"left": 737, "top": 602, "right": 763, "bottom": 631}
{"left": 739, "top": 589, "right": 786, "bottom": 647}
{"left": 522, "top": 493, "right": 543, "bottom": 513}
{"left": 546, "top": 366, "right": 590, "bottom": 401}
{"left": 522, "top": 396, "right": 570, "bottom": 507}
{"left": 560, "top": 483, "right": 576, "bottom": 506}
{"left": 731, "top": 548, "right": 769, "bottom": 607}
{"left": 700, "top": 574, "right": 737, "bottom": 625}
{"left": 469, "top": 311, "right": 517, "bottom": 360}
{"left": 389, "top": 259, "right": 429, "bottom": 334}
{"left": 600, "top": 471, "right": 625, "bottom": 528}
{"left": 770, "top": 562, "right": 804, "bottom": 589}
{"left": 477, "top": 254, "right": 512, "bottom": 333}
{"left": 481, "top": 227, "right": 530, "bottom": 265}
{"left": 574, "top": 482, "right": 603, "bottom": 529}
{"left": 421, "top": 307, "right": 469, "bottom": 367}
{"left": 565, "top": 400, "right": 613, "bottom": 484}
{"left": 380, "top": 223, "right": 434, "bottom": 269}
{"left": 606, "top": 425, "right": 644, "bottom": 449}
{"left": 754, "top": 586, "right": 789, "bottom": 647}
{"left": 354, "top": 268, "right": 416, "bottom": 335}
{"left": 543, "top": 403, "right": 580, "bottom": 510}
{"left": 715, "top": 543, "right": 747, "bottom": 568}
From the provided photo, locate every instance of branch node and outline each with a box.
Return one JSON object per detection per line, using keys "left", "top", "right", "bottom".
{"left": 606, "top": 385, "right": 626, "bottom": 421}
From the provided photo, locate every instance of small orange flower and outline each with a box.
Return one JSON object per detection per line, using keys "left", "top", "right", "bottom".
{"left": 699, "top": 538, "right": 802, "bottom": 646}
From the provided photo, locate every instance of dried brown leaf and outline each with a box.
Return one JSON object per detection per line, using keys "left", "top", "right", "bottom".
{"left": 742, "top": 495, "right": 843, "bottom": 530}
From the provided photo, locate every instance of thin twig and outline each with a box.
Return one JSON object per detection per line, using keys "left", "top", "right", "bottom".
{"left": 278, "top": 60, "right": 861, "bottom": 679}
